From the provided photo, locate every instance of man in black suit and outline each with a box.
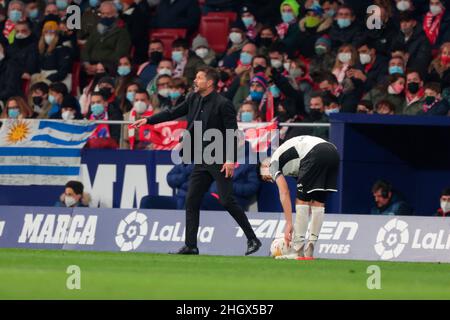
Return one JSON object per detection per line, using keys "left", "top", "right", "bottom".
{"left": 133, "top": 67, "right": 261, "bottom": 255}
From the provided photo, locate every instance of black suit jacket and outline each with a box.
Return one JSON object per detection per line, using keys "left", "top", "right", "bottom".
{"left": 146, "top": 91, "right": 239, "bottom": 164}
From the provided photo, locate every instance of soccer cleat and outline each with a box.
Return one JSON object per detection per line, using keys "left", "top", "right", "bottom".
{"left": 275, "top": 253, "right": 299, "bottom": 260}
{"left": 295, "top": 256, "right": 315, "bottom": 261}
{"left": 304, "top": 241, "right": 315, "bottom": 258}
{"left": 245, "top": 238, "right": 262, "bottom": 256}
{"left": 170, "top": 245, "right": 199, "bottom": 255}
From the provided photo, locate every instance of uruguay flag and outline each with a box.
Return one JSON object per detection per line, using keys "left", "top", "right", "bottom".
{"left": 0, "top": 119, "right": 97, "bottom": 185}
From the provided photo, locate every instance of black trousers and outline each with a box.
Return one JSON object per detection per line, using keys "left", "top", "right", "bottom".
{"left": 184, "top": 164, "right": 257, "bottom": 247}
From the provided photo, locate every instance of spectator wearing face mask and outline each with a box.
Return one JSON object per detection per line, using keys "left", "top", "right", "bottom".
{"left": 3, "top": 0, "right": 26, "bottom": 44}
{"left": 167, "top": 77, "right": 188, "bottom": 111}
{"left": 422, "top": 0, "right": 450, "bottom": 51}
{"left": 391, "top": 12, "right": 432, "bottom": 77}
{"left": 427, "top": 42, "right": 450, "bottom": 91}
{"left": 7, "top": 21, "right": 39, "bottom": 82}
{"left": 149, "top": 74, "right": 172, "bottom": 114}
{"left": 436, "top": 187, "right": 450, "bottom": 217}
{"left": 329, "top": 5, "right": 364, "bottom": 50}
{"left": 85, "top": 90, "right": 123, "bottom": 149}
{"left": 81, "top": 1, "right": 131, "bottom": 77}
{"left": 309, "top": 35, "right": 335, "bottom": 78}
{"left": 238, "top": 101, "right": 260, "bottom": 123}
{"left": 224, "top": 21, "right": 249, "bottom": 63}
{"left": 240, "top": 6, "right": 262, "bottom": 41}
{"left": 245, "top": 72, "right": 274, "bottom": 122}
{"left": 402, "top": 69, "right": 426, "bottom": 114}
{"left": 0, "top": 96, "right": 34, "bottom": 119}
{"left": 28, "top": 82, "right": 52, "bottom": 119}
{"left": 137, "top": 39, "right": 164, "bottom": 88}
{"left": 277, "top": 0, "right": 301, "bottom": 57}
{"left": 78, "top": 62, "right": 112, "bottom": 116}
{"left": 119, "top": 81, "right": 140, "bottom": 116}
{"left": 0, "top": 41, "right": 22, "bottom": 104}
{"left": 77, "top": 0, "right": 101, "bottom": 46}
{"left": 364, "top": 4, "right": 398, "bottom": 57}
{"left": 55, "top": 180, "right": 90, "bottom": 208}
{"left": 417, "top": 82, "right": 450, "bottom": 115}
{"left": 122, "top": 89, "right": 154, "bottom": 150}
{"left": 388, "top": 55, "right": 406, "bottom": 76}
{"left": 363, "top": 73, "right": 406, "bottom": 114}
{"left": 191, "top": 34, "right": 216, "bottom": 67}
{"left": 332, "top": 44, "right": 358, "bottom": 85}
{"left": 114, "top": 55, "right": 137, "bottom": 111}
{"left": 25, "top": 1, "right": 42, "bottom": 38}
{"left": 286, "top": 58, "right": 314, "bottom": 113}
{"left": 54, "top": 95, "right": 83, "bottom": 120}
{"left": 32, "top": 20, "right": 72, "bottom": 89}
{"left": 145, "top": 59, "right": 174, "bottom": 97}
{"left": 256, "top": 25, "right": 278, "bottom": 57}
{"left": 47, "top": 82, "right": 68, "bottom": 118}
{"left": 171, "top": 38, "right": 205, "bottom": 86}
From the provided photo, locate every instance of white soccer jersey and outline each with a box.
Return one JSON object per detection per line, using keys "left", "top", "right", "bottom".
{"left": 269, "top": 135, "right": 329, "bottom": 180}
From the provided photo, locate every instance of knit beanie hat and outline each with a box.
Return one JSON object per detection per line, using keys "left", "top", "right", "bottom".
{"left": 280, "top": 0, "right": 300, "bottom": 17}
{"left": 315, "top": 35, "right": 331, "bottom": 49}
{"left": 250, "top": 72, "right": 268, "bottom": 90}
{"left": 192, "top": 34, "right": 209, "bottom": 50}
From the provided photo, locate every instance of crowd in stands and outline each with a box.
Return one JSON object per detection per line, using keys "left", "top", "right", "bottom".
{"left": 1, "top": 0, "right": 450, "bottom": 150}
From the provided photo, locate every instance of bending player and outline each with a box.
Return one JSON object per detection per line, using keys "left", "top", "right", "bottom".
{"left": 261, "top": 135, "right": 340, "bottom": 259}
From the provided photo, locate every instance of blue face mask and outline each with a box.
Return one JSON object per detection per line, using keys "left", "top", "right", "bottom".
{"left": 241, "top": 111, "right": 254, "bottom": 122}
{"left": 169, "top": 91, "right": 181, "bottom": 100}
{"left": 325, "top": 108, "right": 339, "bottom": 116}
{"left": 114, "top": 0, "right": 123, "bottom": 11}
{"left": 9, "top": 10, "right": 22, "bottom": 23}
{"left": 56, "top": 0, "right": 68, "bottom": 10}
{"left": 337, "top": 18, "right": 351, "bottom": 29}
{"left": 240, "top": 52, "right": 253, "bottom": 65}
{"left": 89, "top": 0, "right": 100, "bottom": 7}
{"left": 389, "top": 66, "right": 404, "bottom": 75}
{"left": 28, "top": 8, "right": 39, "bottom": 20}
{"left": 172, "top": 51, "right": 183, "bottom": 63}
{"left": 117, "top": 65, "right": 131, "bottom": 76}
{"left": 91, "top": 103, "right": 105, "bottom": 116}
{"left": 269, "top": 85, "right": 281, "bottom": 98}
{"left": 281, "top": 12, "right": 295, "bottom": 24}
{"left": 250, "top": 90, "right": 264, "bottom": 101}
{"left": 326, "top": 9, "right": 336, "bottom": 17}
{"left": 126, "top": 92, "right": 135, "bottom": 103}
{"left": 8, "top": 108, "right": 20, "bottom": 119}
{"left": 48, "top": 94, "right": 57, "bottom": 105}
{"left": 242, "top": 17, "right": 254, "bottom": 28}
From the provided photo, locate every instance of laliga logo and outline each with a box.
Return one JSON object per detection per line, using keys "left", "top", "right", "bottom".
{"left": 374, "top": 218, "right": 409, "bottom": 260}
{"left": 115, "top": 211, "right": 148, "bottom": 252}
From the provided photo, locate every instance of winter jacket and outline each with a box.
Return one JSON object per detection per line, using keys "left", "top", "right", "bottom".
{"left": 329, "top": 21, "right": 365, "bottom": 50}
{"left": 370, "top": 193, "right": 412, "bottom": 215}
{"left": 7, "top": 35, "right": 39, "bottom": 75}
{"left": 0, "top": 57, "right": 22, "bottom": 103}
{"left": 121, "top": 2, "right": 151, "bottom": 64}
{"left": 363, "top": 88, "right": 405, "bottom": 114}
{"left": 39, "top": 41, "right": 72, "bottom": 83}
{"left": 355, "top": 54, "right": 389, "bottom": 93}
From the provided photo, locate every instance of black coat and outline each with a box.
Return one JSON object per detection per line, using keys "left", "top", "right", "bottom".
{"left": 0, "top": 58, "right": 23, "bottom": 102}
{"left": 329, "top": 21, "right": 365, "bottom": 50}
{"left": 391, "top": 25, "right": 432, "bottom": 77}
{"left": 7, "top": 35, "right": 40, "bottom": 75}
{"left": 121, "top": 3, "right": 151, "bottom": 65}
{"left": 146, "top": 91, "right": 238, "bottom": 163}
{"left": 364, "top": 19, "right": 398, "bottom": 58}
{"left": 39, "top": 41, "right": 72, "bottom": 82}
{"left": 151, "top": 0, "right": 201, "bottom": 35}
{"left": 417, "top": 99, "right": 450, "bottom": 116}
{"left": 355, "top": 54, "right": 389, "bottom": 93}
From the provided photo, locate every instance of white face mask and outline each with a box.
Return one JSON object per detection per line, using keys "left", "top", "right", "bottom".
{"left": 271, "top": 59, "right": 283, "bottom": 69}
{"left": 359, "top": 53, "right": 371, "bottom": 65}
{"left": 62, "top": 110, "right": 75, "bottom": 120}
{"left": 441, "top": 200, "right": 450, "bottom": 213}
{"left": 338, "top": 52, "right": 352, "bottom": 64}
{"left": 134, "top": 101, "right": 148, "bottom": 114}
{"left": 396, "top": 0, "right": 411, "bottom": 11}
{"left": 430, "top": 4, "right": 443, "bottom": 16}
{"left": 0, "top": 52, "right": 4, "bottom": 61}
{"left": 64, "top": 195, "right": 78, "bottom": 207}
{"left": 44, "top": 34, "right": 54, "bottom": 45}
{"left": 229, "top": 32, "right": 243, "bottom": 44}
{"left": 159, "top": 88, "right": 170, "bottom": 98}
{"left": 195, "top": 48, "right": 209, "bottom": 59}
{"left": 158, "top": 68, "right": 172, "bottom": 76}
{"left": 283, "top": 62, "right": 290, "bottom": 71}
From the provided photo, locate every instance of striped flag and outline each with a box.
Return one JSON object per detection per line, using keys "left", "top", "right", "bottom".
{"left": 0, "top": 119, "right": 96, "bottom": 185}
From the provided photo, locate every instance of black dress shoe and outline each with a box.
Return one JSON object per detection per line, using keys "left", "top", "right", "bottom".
{"left": 245, "top": 238, "right": 262, "bottom": 256}
{"left": 171, "top": 245, "right": 199, "bottom": 255}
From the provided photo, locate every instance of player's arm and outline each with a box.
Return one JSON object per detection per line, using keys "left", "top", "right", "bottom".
{"left": 275, "top": 174, "right": 294, "bottom": 244}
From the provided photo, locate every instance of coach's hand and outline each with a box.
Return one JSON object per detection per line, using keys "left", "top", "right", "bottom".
{"left": 131, "top": 118, "right": 148, "bottom": 128}
{"left": 284, "top": 222, "right": 293, "bottom": 246}
{"left": 221, "top": 162, "right": 234, "bottom": 178}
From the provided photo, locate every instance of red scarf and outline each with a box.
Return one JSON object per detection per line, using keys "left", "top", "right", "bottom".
{"left": 89, "top": 111, "right": 111, "bottom": 139}
{"left": 127, "top": 109, "right": 154, "bottom": 150}
{"left": 258, "top": 92, "right": 274, "bottom": 122}
{"left": 406, "top": 87, "right": 425, "bottom": 105}
{"left": 3, "top": 20, "right": 15, "bottom": 40}
{"left": 276, "top": 22, "right": 290, "bottom": 40}
{"left": 423, "top": 9, "right": 445, "bottom": 45}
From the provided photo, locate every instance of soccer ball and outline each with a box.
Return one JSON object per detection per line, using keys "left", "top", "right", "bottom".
{"left": 270, "top": 237, "right": 291, "bottom": 257}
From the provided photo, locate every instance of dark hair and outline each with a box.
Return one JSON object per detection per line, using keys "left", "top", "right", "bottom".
{"left": 322, "top": 92, "right": 338, "bottom": 106}
{"left": 337, "top": 4, "right": 354, "bottom": 16}
{"left": 372, "top": 180, "right": 392, "bottom": 198}
{"left": 405, "top": 68, "right": 422, "bottom": 80}
{"left": 150, "top": 39, "right": 164, "bottom": 47}
{"left": 376, "top": 99, "right": 395, "bottom": 112}
{"left": 252, "top": 54, "right": 269, "bottom": 67}
{"left": 316, "top": 72, "right": 338, "bottom": 85}
{"left": 169, "top": 77, "right": 188, "bottom": 90}
{"left": 268, "top": 42, "right": 287, "bottom": 55}
{"left": 65, "top": 180, "right": 84, "bottom": 195}
{"left": 320, "top": 0, "right": 338, "bottom": 4}
{"left": 310, "top": 91, "right": 325, "bottom": 103}
{"left": 49, "top": 82, "right": 68, "bottom": 96}
{"left": 358, "top": 99, "right": 374, "bottom": 111}
{"left": 259, "top": 25, "right": 277, "bottom": 36}
{"left": 356, "top": 38, "right": 376, "bottom": 51}
{"left": 172, "top": 38, "right": 189, "bottom": 50}
{"left": 399, "top": 11, "right": 416, "bottom": 23}
{"left": 441, "top": 187, "right": 450, "bottom": 197}
{"left": 197, "top": 66, "right": 220, "bottom": 88}
{"left": 30, "top": 82, "right": 49, "bottom": 95}
{"left": 91, "top": 91, "right": 106, "bottom": 101}
{"left": 135, "top": 89, "right": 149, "bottom": 99}
{"left": 424, "top": 82, "right": 441, "bottom": 94}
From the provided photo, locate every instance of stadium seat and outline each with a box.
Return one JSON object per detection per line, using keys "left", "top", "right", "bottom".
{"left": 199, "top": 16, "right": 230, "bottom": 54}
{"left": 206, "top": 11, "right": 237, "bottom": 23}
{"left": 71, "top": 61, "right": 81, "bottom": 97}
{"left": 150, "top": 29, "right": 188, "bottom": 59}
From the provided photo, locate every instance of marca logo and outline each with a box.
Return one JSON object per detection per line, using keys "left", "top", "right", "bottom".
{"left": 115, "top": 211, "right": 148, "bottom": 252}
{"left": 0, "top": 221, "right": 5, "bottom": 238}
{"left": 149, "top": 222, "right": 214, "bottom": 243}
{"left": 18, "top": 214, "right": 97, "bottom": 245}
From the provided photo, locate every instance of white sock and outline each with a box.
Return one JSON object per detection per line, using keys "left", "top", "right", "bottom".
{"left": 293, "top": 204, "right": 309, "bottom": 249}
{"left": 309, "top": 206, "right": 325, "bottom": 243}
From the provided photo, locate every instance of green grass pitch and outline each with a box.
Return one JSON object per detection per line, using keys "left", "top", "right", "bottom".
{"left": 1, "top": 248, "right": 450, "bottom": 299}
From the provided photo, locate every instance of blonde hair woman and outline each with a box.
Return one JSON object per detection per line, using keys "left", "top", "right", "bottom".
{"left": 332, "top": 44, "right": 357, "bottom": 84}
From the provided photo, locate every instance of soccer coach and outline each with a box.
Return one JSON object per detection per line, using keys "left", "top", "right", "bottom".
{"left": 132, "top": 67, "right": 261, "bottom": 256}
